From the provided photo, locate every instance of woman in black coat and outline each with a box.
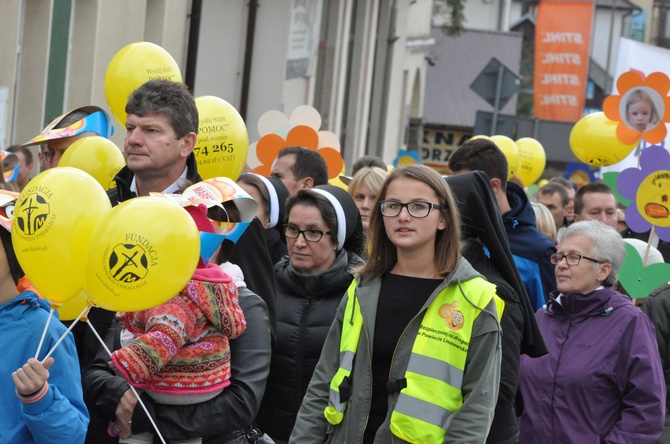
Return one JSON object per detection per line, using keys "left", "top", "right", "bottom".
{"left": 256, "top": 185, "right": 364, "bottom": 444}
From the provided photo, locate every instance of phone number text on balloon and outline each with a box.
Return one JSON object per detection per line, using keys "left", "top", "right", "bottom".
{"left": 194, "top": 144, "right": 235, "bottom": 157}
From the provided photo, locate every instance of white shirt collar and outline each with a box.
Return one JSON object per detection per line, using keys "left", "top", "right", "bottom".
{"left": 129, "top": 166, "right": 189, "bottom": 195}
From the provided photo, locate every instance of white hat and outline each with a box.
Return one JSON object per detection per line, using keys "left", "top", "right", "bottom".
{"left": 623, "top": 238, "right": 664, "bottom": 265}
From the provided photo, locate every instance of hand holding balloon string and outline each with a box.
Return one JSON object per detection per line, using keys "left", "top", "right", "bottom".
{"left": 35, "top": 302, "right": 91, "bottom": 362}
{"left": 15, "top": 170, "right": 198, "bottom": 443}
{"left": 85, "top": 316, "right": 167, "bottom": 444}
{"left": 13, "top": 357, "right": 54, "bottom": 398}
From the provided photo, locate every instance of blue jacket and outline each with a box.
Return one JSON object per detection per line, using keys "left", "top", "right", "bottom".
{"left": 503, "top": 182, "right": 557, "bottom": 310}
{"left": 0, "top": 291, "right": 89, "bottom": 443}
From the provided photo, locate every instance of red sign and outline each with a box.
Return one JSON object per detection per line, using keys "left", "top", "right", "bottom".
{"left": 534, "top": 1, "right": 594, "bottom": 122}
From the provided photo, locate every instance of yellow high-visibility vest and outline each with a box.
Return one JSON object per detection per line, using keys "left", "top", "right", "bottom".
{"left": 324, "top": 277, "right": 503, "bottom": 443}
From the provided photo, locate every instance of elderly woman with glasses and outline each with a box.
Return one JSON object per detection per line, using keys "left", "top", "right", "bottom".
{"left": 518, "top": 220, "right": 665, "bottom": 443}
{"left": 255, "top": 185, "right": 364, "bottom": 444}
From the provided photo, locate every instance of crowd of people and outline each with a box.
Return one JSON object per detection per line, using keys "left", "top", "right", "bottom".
{"left": 3, "top": 78, "right": 670, "bottom": 443}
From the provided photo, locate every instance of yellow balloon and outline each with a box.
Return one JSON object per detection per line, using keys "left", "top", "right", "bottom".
{"left": 329, "top": 165, "right": 348, "bottom": 190}
{"left": 194, "top": 96, "right": 248, "bottom": 181}
{"left": 104, "top": 42, "right": 182, "bottom": 127}
{"left": 490, "top": 135, "right": 520, "bottom": 180}
{"left": 58, "top": 136, "right": 125, "bottom": 191}
{"left": 569, "top": 112, "right": 638, "bottom": 166}
{"left": 56, "top": 290, "right": 90, "bottom": 322}
{"left": 85, "top": 197, "right": 200, "bottom": 312}
{"left": 516, "top": 138, "right": 546, "bottom": 187}
{"left": 12, "top": 168, "right": 111, "bottom": 303}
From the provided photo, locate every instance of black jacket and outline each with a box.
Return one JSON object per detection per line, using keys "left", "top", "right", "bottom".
{"left": 445, "top": 171, "right": 546, "bottom": 357}
{"left": 446, "top": 171, "right": 548, "bottom": 444}
{"left": 83, "top": 286, "right": 272, "bottom": 442}
{"left": 84, "top": 155, "right": 277, "bottom": 442}
{"left": 231, "top": 218, "right": 278, "bottom": 344}
{"left": 641, "top": 283, "right": 670, "bottom": 411}
{"left": 464, "top": 239, "right": 525, "bottom": 443}
{"left": 256, "top": 250, "right": 362, "bottom": 443}
{"left": 107, "top": 153, "right": 199, "bottom": 204}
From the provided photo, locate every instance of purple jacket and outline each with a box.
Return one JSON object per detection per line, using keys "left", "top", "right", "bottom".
{"left": 519, "top": 287, "right": 665, "bottom": 443}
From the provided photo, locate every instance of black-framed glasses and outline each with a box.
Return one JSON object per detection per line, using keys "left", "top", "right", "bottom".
{"left": 379, "top": 200, "right": 441, "bottom": 218}
{"left": 550, "top": 252, "right": 604, "bottom": 266}
{"left": 284, "top": 224, "right": 331, "bottom": 242}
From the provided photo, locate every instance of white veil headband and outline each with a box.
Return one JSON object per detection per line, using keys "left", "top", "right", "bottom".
{"left": 254, "top": 173, "right": 280, "bottom": 228}
{"left": 310, "top": 188, "right": 346, "bottom": 251}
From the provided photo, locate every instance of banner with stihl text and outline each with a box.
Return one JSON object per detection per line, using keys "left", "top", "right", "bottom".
{"left": 534, "top": 1, "right": 593, "bottom": 122}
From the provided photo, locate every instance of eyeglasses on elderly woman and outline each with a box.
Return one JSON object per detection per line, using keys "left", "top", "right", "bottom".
{"left": 550, "top": 252, "right": 604, "bottom": 266}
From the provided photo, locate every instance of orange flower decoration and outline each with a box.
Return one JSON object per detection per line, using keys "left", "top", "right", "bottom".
{"left": 252, "top": 124, "right": 344, "bottom": 180}
{"left": 603, "top": 71, "right": 670, "bottom": 145}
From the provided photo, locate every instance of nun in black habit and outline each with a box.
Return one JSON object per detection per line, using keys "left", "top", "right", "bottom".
{"left": 445, "top": 171, "right": 547, "bottom": 444}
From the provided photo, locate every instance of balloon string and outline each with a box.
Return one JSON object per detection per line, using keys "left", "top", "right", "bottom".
{"left": 86, "top": 321, "right": 167, "bottom": 444}
{"left": 34, "top": 307, "right": 56, "bottom": 359}
{"left": 41, "top": 305, "right": 91, "bottom": 363}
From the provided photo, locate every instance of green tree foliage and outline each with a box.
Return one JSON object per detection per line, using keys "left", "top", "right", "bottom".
{"left": 434, "top": 0, "right": 466, "bottom": 36}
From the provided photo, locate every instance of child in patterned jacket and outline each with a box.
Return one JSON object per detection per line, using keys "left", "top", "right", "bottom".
{"left": 110, "top": 203, "right": 246, "bottom": 444}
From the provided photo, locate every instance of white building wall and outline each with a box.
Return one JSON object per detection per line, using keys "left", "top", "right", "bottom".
{"left": 461, "top": 0, "right": 501, "bottom": 31}
{"left": 69, "top": 1, "right": 150, "bottom": 149}
{"left": 0, "top": 0, "right": 23, "bottom": 149}
{"left": 13, "top": 1, "right": 52, "bottom": 145}
{"left": 4, "top": 0, "right": 191, "bottom": 149}
{"left": 194, "top": 1, "right": 248, "bottom": 111}
{"left": 0, "top": 0, "right": 434, "bottom": 170}
{"left": 508, "top": 2, "right": 525, "bottom": 23}
{"left": 341, "top": 0, "right": 379, "bottom": 165}
{"left": 195, "top": 0, "right": 317, "bottom": 142}
{"left": 245, "top": 0, "right": 292, "bottom": 139}
{"left": 593, "top": 7, "right": 627, "bottom": 88}
{"left": 380, "top": 0, "right": 432, "bottom": 161}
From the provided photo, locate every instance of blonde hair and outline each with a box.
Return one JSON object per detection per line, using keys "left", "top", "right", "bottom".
{"left": 531, "top": 201, "right": 557, "bottom": 243}
{"left": 625, "top": 89, "right": 660, "bottom": 127}
{"left": 347, "top": 167, "right": 388, "bottom": 199}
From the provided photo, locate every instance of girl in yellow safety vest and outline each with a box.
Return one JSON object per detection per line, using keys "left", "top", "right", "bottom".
{"left": 290, "top": 165, "right": 503, "bottom": 443}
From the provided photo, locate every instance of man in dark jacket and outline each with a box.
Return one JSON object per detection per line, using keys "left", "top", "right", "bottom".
{"left": 642, "top": 283, "right": 670, "bottom": 443}
{"left": 85, "top": 79, "right": 275, "bottom": 442}
{"left": 449, "top": 138, "right": 557, "bottom": 311}
{"left": 108, "top": 127, "right": 277, "bottom": 336}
